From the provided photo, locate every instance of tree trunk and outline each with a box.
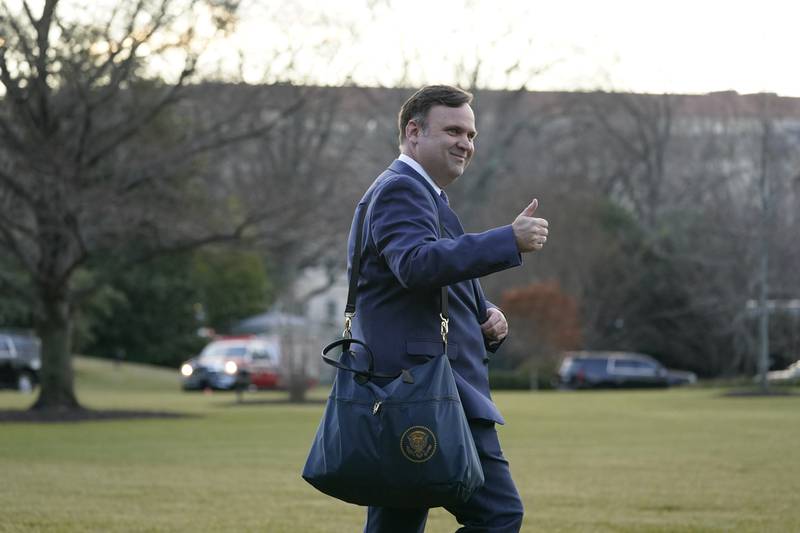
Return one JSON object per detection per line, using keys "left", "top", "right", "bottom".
{"left": 32, "top": 296, "right": 82, "bottom": 411}
{"left": 286, "top": 329, "right": 307, "bottom": 404}
{"left": 288, "top": 378, "right": 307, "bottom": 403}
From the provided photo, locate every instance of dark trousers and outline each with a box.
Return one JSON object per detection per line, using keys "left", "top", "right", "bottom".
{"left": 364, "top": 420, "right": 524, "bottom": 533}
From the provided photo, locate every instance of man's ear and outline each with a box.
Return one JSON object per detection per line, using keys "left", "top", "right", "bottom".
{"left": 405, "top": 120, "right": 420, "bottom": 144}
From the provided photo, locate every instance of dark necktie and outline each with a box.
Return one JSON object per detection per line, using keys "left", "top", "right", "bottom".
{"left": 439, "top": 190, "right": 449, "bottom": 205}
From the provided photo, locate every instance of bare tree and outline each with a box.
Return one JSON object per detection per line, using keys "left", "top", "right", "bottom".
{"left": 664, "top": 93, "right": 800, "bottom": 377}
{"left": 747, "top": 95, "right": 800, "bottom": 387}
{"left": 572, "top": 92, "right": 679, "bottom": 230}
{"left": 222, "top": 85, "right": 363, "bottom": 402}
{"left": 0, "top": 0, "right": 316, "bottom": 411}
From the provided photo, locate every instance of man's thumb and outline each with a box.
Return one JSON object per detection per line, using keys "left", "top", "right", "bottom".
{"left": 520, "top": 198, "right": 538, "bottom": 217}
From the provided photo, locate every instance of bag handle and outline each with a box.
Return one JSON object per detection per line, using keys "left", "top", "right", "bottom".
{"left": 321, "top": 338, "right": 407, "bottom": 381}
{"left": 321, "top": 338, "right": 373, "bottom": 376}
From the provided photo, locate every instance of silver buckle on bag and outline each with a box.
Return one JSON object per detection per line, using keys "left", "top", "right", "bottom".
{"left": 343, "top": 312, "right": 354, "bottom": 339}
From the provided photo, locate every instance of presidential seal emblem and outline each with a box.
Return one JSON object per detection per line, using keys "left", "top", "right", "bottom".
{"left": 400, "top": 426, "right": 437, "bottom": 463}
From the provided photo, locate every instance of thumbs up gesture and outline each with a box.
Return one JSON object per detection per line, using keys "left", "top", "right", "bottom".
{"left": 512, "top": 198, "right": 549, "bottom": 253}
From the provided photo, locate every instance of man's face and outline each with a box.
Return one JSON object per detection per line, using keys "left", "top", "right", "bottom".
{"left": 407, "top": 104, "right": 476, "bottom": 187}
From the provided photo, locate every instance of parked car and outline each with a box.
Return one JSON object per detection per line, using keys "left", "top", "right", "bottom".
{"left": 557, "top": 351, "right": 697, "bottom": 389}
{"left": 0, "top": 331, "right": 41, "bottom": 392}
{"left": 180, "top": 335, "right": 281, "bottom": 391}
{"left": 766, "top": 360, "right": 800, "bottom": 384}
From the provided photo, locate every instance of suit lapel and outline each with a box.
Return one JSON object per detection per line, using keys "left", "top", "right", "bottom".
{"left": 388, "top": 159, "right": 462, "bottom": 238}
{"left": 438, "top": 205, "right": 464, "bottom": 238}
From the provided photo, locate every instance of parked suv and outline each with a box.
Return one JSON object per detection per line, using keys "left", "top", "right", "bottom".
{"left": 180, "top": 335, "right": 281, "bottom": 391}
{"left": 558, "top": 351, "right": 697, "bottom": 389}
{"left": 0, "top": 331, "right": 41, "bottom": 392}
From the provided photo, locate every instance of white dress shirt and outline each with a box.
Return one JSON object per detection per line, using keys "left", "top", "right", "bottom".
{"left": 398, "top": 153, "right": 442, "bottom": 196}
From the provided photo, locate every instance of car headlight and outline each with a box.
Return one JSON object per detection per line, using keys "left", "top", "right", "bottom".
{"left": 180, "top": 364, "right": 194, "bottom": 377}
{"left": 224, "top": 361, "right": 238, "bottom": 375}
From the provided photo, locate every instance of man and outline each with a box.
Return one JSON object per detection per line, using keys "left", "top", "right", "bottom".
{"left": 348, "top": 85, "right": 549, "bottom": 533}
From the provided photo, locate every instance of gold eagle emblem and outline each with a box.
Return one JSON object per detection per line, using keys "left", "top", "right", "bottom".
{"left": 400, "top": 426, "right": 437, "bottom": 462}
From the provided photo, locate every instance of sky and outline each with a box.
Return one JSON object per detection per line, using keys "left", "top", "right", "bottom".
{"left": 208, "top": 0, "right": 800, "bottom": 96}
{"left": 8, "top": 0, "right": 797, "bottom": 96}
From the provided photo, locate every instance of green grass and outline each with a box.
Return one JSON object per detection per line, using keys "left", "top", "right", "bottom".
{"left": 1, "top": 357, "right": 799, "bottom": 532}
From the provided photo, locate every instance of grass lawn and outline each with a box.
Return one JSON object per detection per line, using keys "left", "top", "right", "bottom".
{"left": 1, "top": 356, "right": 798, "bottom": 532}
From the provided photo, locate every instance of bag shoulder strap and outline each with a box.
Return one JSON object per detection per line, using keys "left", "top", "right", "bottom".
{"left": 343, "top": 183, "right": 449, "bottom": 349}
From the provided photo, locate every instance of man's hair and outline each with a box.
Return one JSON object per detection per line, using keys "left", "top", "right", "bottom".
{"left": 398, "top": 85, "right": 473, "bottom": 145}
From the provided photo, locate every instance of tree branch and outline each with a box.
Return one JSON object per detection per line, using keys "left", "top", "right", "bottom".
{"left": 85, "top": 65, "right": 194, "bottom": 168}
{"left": 70, "top": 219, "right": 254, "bottom": 306}
{"left": 0, "top": 219, "right": 39, "bottom": 279}
{"left": 29, "top": 0, "right": 58, "bottom": 135}
{"left": 0, "top": 166, "right": 37, "bottom": 208}
{"left": 113, "top": 94, "right": 306, "bottom": 195}
{"left": 0, "top": 268, "right": 34, "bottom": 301}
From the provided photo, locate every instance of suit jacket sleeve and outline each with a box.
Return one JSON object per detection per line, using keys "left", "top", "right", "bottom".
{"left": 370, "top": 175, "right": 521, "bottom": 290}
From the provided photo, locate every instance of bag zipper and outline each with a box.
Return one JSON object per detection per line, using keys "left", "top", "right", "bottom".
{"left": 335, "top": 396, "right": 460, "bottom": 417}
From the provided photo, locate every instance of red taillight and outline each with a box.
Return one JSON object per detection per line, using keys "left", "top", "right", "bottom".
{"left": 576, "top": 369, "right": 585, "bottom": 383}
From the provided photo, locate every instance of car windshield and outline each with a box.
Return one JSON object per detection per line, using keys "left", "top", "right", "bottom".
{"left": 199, "top": 343, "right": 248, "bottom": 363}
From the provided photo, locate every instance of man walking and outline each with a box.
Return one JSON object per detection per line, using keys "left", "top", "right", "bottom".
{"left": 349, "top": 85, "right": 549, "bottom": 532}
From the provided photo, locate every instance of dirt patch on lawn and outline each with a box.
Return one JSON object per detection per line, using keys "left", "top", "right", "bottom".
{"left": 0, "top": 409, "right": 194, "bottom": 423}
{"left": 722, "top": 389, "right": 800, "bottom": 398}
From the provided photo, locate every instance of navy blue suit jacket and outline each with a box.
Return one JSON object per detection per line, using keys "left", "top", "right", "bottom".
{"left": 347, "top": 160, "right": 522, "bottom": 424}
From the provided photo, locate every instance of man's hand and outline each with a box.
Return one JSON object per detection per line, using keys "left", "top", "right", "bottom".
{"left": 480, "top": 307, "right": 508, "bottom": 343}
{"left": 512, "top": 198, "right": 549, "bottom": 253}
